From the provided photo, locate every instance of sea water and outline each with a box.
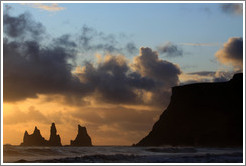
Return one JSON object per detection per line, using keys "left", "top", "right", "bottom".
{"left": 3, "top": 145, "right": 243, "bottom": 163}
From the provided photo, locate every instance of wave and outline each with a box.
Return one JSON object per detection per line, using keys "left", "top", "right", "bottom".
{"left": 13, "top": 152, "right": 243, "bottom": 163}
{"left": 145, "top": 147, "right": 197, "bottom": 153}
{"left": 4, "top": 145, "right": 243, "bottom": 163}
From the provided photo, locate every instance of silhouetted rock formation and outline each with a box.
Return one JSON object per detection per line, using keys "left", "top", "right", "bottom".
{"left": 20, "top": 126, "right": 47, "bottom": 146}
{"left": 48, "top": 123, "right": 62, "bottom": 146}
{"left": 136, "top": 73, "right": 243, "bottom": 147}
{"left": 20, "top": 123, "right": 62, "bottom": 146}
{"left": 70, "top": 125, "right": 92, "bottom": 146}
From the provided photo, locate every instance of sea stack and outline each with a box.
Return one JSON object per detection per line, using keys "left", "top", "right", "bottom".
{"left": 48, "top": 123, "right": 62, "bottom": 146}
{"left": 70, "top": 125, "right": 92, "bottom": 146}
{"left": 20, "top": 123, "right": 62, "bottom": 146}
{"left": 136, "top": 73, "right": 243, "bottom": 147}
{"left": 20, "top": 126, "right": 47, "bottom": 146}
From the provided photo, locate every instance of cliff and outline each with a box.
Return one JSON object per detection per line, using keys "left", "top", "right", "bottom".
{"left": 70, "top": 125, "right": 92, "bottom": 146}
{"left": 136, "top": 73, "right": 243, "bottom": 147}
{"left": 20, "top": 123, "right": 62, "bottom": 146}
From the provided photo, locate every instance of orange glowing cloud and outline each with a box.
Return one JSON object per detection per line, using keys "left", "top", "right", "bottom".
{"left": 23, "top": 3, "right": 65, "bottom": 12}
{"left": 215, "top": 37, "right": 243, "bottom": 71}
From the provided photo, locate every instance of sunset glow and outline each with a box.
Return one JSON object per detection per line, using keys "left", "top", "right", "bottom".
{"left": 2, "top": 2, "right": 243, "bottom": 146}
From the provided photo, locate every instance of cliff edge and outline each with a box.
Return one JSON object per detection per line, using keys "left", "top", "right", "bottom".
{"left": 136, "top": 73, "right": 243, "bottom": 147}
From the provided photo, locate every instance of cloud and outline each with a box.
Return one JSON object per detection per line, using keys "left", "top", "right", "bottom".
{"left": 3, "top": 98, "right": 162, "bottom": 145}
{"left": 72, "top": 106, "right": 159, "bottom": 132}
{"left": 70, "top": 105, "right": 161, "bottom": 145}
{"left": 3, "top": 12, "right": 92, "bottom": 102}
{"left": 179, "top": 72, "right": 214, "bottom": 84}
{"left": 3, "top": 38, "right": 93, "bottom": 102}
{"left": 77, "top": 47, "right": 181, "bottom": 104}
{"left": 23, "top": 3, "right": 65, "bottom": 12}
{"left": 75, "top": 51, "right": 180, "bottom": 105}
{"left": 220, "top": 3, "right": 243, "bottom": 15}
{"left": 125, "top": 42, "right": 138, "bottom": 54}
{"left": 133, "top": 47, "right": 181, "bottom": 105}
{"left": 53, "top": 34, "right": 77, "bottom": 48}
{"left": 78, "top": 25, "right": 137, "bottom": 54}
{"left": 3, "top": 12, "right": 45, "bottom": 39}
{"left": 3, "top": 12, "right": 181, "bottom": 107}
{"left": 157, "top": 42, "right": 183, "bottom": 57}
{"left": 4, "top": 106, "right": 49, "bottom": 124}
{"left": 179, "top": 70, "right": 236, "bottom": 85}
{"left": 215, "top": 37, "right": 243, "bottom": 71}
{"left": 213, "top": 71, "right": 235, "bottom": 82}
{"left": 78, "top": 25, "right": 118, "bottom": 52}
{"left": 188, "top": 71, "right": 215, "bottom": 76}
{"left": 180, "top": 42, "right": 220, "bottom": 47}
{"left": 133, "top": 47, "right": 181, "bottom": 85}
{"left": 75, "top": 55, "right": 156, "bottom": 104}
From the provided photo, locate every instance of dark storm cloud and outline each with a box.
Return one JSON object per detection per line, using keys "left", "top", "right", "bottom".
{"left": 4, "top": 12, "right": 182, "bottom": 106}
{"left": 77, "top": 56, "right": 156, "bottom": 104}
{"left": 3, "top": 12, "right": 92, "bottom": 102}
{"left": 220, "top": 3, "right": 243, "bottom": 15}
{"left": 3, "top": 39, "right": 93, "bottom": 102}
{"left": 133, "top": 47, "right": 181, "bottom": 105}
{"left": 76, "top": 47, "right": 181, "bottom": 105}
{"left": 3, "top": 12, "right": 45, "bottom": 39}
{"left": 134, "top": 47, "right": 181, "bottom": 86}
{"left": 215, "top": 37, "right": 243, "bottom": 71}
{"left": 157, "top": 42, "right": 183, "bottom": 57}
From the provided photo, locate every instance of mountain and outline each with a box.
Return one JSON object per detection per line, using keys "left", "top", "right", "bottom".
{"left": 136, "top": 73, "right": 243, "bottom": 147}
{"left": 70, "top": 125, "right": 92, "bottom": 146}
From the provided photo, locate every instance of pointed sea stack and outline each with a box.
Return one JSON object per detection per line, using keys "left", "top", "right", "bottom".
{"left": 136, "top": 73, "right": 243, "bottom": 147}
{"left": 20, "top": 126, "right": 48, "bottom": 146}
{"left": 48, "top": 123, "right": 62, "bottom": 146}
{"left": 70, "top": 125, "right": 92, "bottom": 146}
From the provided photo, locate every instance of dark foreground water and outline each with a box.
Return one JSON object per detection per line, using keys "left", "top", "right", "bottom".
{"left": 3, "top": 145, "right": 243, "bottom": 163}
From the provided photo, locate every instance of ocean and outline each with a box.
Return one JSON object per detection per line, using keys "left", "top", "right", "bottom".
{"left": 3, "top": 145, "right": 243, "bottom": 163}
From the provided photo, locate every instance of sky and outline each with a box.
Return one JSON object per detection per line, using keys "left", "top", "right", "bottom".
{"left": 2, "top": 2, "right": 244, "bottom": 145}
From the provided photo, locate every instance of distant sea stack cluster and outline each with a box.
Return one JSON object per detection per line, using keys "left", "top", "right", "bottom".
{"left": 135, "top": 73, "right": 243, "bottom": 147}
{"left": 20, "top": 123, "right": 92, "bottom": 146}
